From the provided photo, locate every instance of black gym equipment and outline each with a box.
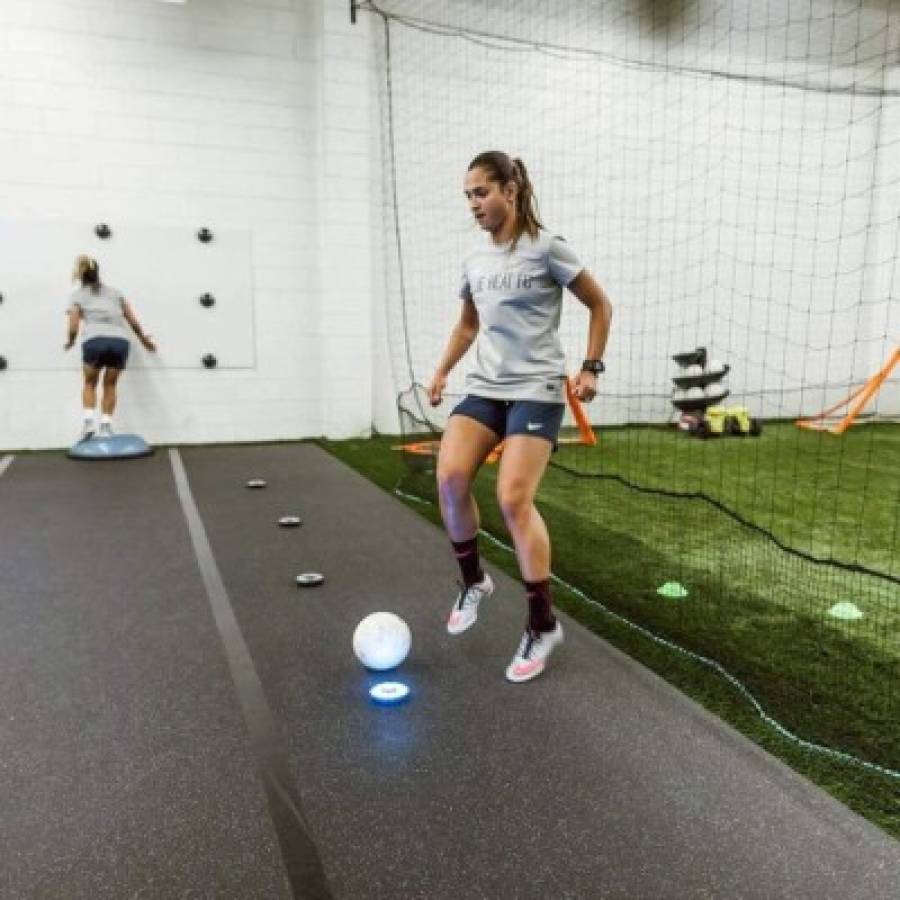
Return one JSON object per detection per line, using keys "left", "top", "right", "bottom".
{"left": 295, "top": 573, "right": 325, "bottom": 587}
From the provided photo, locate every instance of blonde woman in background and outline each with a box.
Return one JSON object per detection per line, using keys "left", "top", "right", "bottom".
{"left": 64, "top": 255, "right": 156, "bottom": 441}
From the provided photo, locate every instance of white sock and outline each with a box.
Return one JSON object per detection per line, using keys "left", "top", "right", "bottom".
{"left": 100, "top": 413, "right": 112, "bottom": 425}
{"left": 83, "top": 408, "right": 95, "bottom": 424}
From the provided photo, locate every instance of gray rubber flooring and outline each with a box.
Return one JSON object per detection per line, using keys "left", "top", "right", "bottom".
{"left": 0, "top": 443, "right": 897, "bottom": 899}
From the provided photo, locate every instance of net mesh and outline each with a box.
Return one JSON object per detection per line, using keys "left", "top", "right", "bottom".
{"left": 365, "top": 0, "right": 900, "bottom": 799}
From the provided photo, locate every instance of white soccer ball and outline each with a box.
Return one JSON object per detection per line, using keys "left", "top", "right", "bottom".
{"left": 353, "top": 612, "right": 412, "bottom": 671}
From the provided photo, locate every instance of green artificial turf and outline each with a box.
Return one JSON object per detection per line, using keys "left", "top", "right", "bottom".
{"left": 321, "top": 423, "right": 900, "bottom": 838}
{"left": 556, "top": 422, "right": 899, "bottom": 577}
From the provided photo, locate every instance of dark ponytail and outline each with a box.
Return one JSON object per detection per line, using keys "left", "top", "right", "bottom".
{"left": 468, "top": 150, "right": 543, "bottom": 248}
{"left": 510, "top": 157, "right": 542, "bottom": 242}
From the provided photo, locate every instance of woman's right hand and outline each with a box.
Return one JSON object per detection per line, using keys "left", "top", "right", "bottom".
{"left": 141, "top": 335, "right": 157, "bottom": 352}
{"left": 427, "top": 371, "right": 447, "bottom": 407}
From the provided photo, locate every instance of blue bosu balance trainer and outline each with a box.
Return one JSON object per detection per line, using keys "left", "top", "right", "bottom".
{"left": 68, "top": 433, "right": 153, "bottom": 461}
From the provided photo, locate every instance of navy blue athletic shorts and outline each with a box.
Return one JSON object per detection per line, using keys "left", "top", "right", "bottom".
{"left": 82, "top": 337, "right": 130, "bottom": 369}
{"left": 450, "top": 395, "right": 566, "bottom": 449}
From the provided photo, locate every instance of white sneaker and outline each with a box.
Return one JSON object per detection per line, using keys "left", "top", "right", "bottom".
{"left": 446, "top": 573, "right": 494, "bottom": 635}
{"left": 79, "top": 424, "right": 96, "bottom": 442}
{"left": 505, "top": 621, "right": 564, "bottom": 683}
{"left": 98, "top": 423, "right": 114, "bottom": 438}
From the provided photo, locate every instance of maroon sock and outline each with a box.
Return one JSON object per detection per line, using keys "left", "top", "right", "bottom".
{"left": 451, "top": 537, "right": 484, "bottom": 587}
{"left": 525, "top": 578, "right": 556, "bottom": 632}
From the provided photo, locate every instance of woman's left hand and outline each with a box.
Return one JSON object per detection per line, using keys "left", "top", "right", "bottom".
{"left": 573, "top": 371, "right": 597, "bottom": 402}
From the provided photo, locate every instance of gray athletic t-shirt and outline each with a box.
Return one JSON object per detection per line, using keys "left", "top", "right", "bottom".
{"left": 68, "top": 285, "right": 130, "bottom": 342}
{"left": 459, "top": 229, "right": 584, "bottom": 402}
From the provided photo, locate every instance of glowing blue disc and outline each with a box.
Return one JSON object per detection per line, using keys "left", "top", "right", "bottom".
{"left": 369, "top": 682, "right": 410, "bottom": 705}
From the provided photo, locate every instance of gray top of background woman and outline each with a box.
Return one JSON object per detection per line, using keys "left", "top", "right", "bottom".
{"left": 68, "top": 285, "right": 130, "bottom": 343}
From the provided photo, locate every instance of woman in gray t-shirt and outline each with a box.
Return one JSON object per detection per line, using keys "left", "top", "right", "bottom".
{"left": 64, "top": 255, "right": 157, "bottom": 440}
{"left": 428, "top": 150, "right": 613, "bottom": 684}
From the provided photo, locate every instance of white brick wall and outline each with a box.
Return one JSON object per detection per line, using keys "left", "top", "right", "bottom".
{"left": 0, "top": 0, "right": 384, "bottom": 450}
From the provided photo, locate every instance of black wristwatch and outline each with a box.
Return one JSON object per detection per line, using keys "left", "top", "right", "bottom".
{"left": 581, "top": 358, "right": 605, "bottom": 375}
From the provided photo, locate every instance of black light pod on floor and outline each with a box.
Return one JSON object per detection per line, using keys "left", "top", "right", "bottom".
{"left": 197, "top": 227, "right": 213, "bottom": 243}
{"left": 202, "top": 353, "right": 217, "bottom": 369}
{"left": 95, "top": 223, "right": 112, "bottom": 239}
{"left": 199, "top": 292, "right": 215, "bottom": 308}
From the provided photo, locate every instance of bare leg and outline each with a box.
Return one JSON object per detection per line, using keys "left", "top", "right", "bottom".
{"left": 82, "top": 365, "right": 100, "bottom": 410}
{"left": 495, "top": 435, "right": 554, "bottom": 581}
{"left": 439, "top": 414, "right": 501, "bottom": 633}
{"left": 436, "top": 414, "right": 500, "bottom": 542}
{"left": 101, "top": 368, "right": 122, "bottom": 415}
{"left": 497, "top": 436, "right": 565, "bottom": 681}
